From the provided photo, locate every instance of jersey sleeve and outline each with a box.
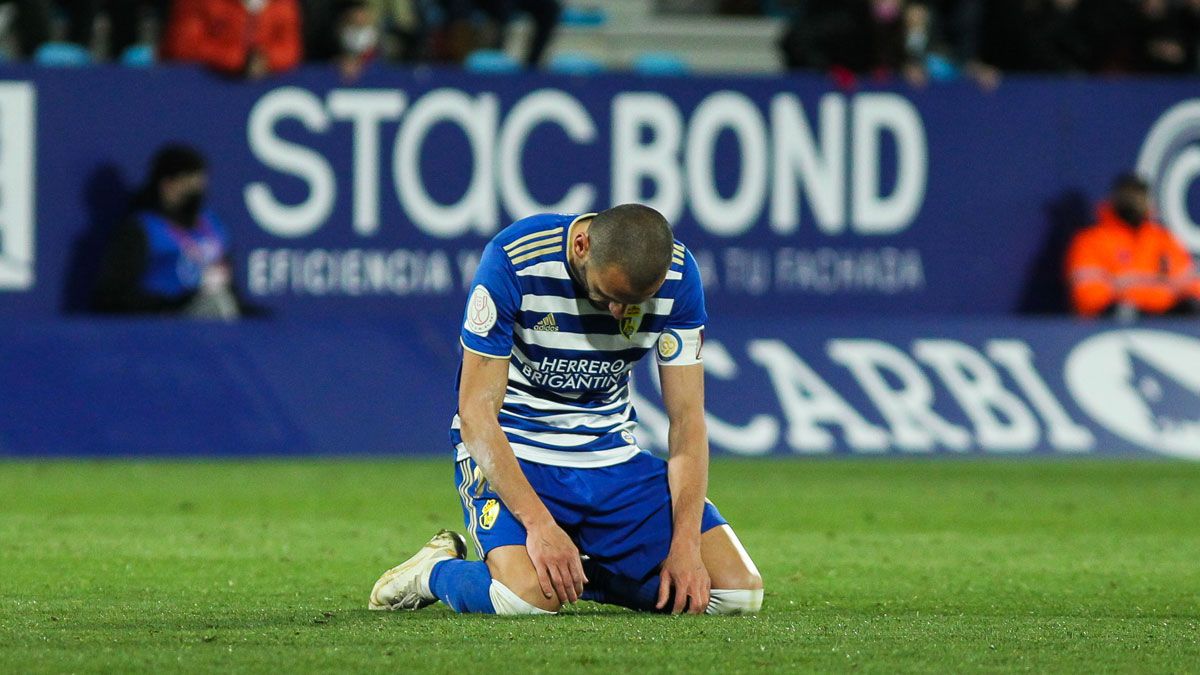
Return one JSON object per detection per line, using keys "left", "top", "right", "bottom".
{"left": 460, "top": 241, "right": 520, "bottom": 359}
{"left": 657, "top": 248, "right": 706, "bottom": 366}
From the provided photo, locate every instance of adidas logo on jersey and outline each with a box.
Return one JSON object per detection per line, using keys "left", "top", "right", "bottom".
{"left": 533, "top": 314, "right": 559, "bottom": 332}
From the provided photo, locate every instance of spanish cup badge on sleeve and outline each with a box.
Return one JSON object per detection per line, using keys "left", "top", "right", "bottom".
{"left": 464, "top": 285, "right": 498, "bottom": 335}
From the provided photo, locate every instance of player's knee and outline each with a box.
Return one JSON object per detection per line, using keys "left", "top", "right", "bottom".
{"left": 489, "top": 579, "right": 559, "bottom": 615}
{"left": 711, "top": 565, "right": 763, "bottom": 593}
{"left": 706, "top": 567, "right": 763, "bottom": 615}
{"left": 741, "top": 568, "right": 764, "bottom": 592}
{"left": 706, "top": 587, "right": 764, "bottom": 615}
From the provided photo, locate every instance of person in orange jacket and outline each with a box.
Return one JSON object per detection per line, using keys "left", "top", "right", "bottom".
{"left": 1065, "top": 173, "right": 1200, "bottom": 317}
{"left": 161, "top": 0, "right": 303, "bottom": 79}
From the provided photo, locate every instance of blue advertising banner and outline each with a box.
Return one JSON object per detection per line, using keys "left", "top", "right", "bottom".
{"left": 2, "top": 318, "right": 1198, "bottom": 459}
{"left": 1, "top": 66, "right": 1200, "bottom": 319}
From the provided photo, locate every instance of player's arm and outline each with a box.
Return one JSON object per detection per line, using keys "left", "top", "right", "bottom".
{"left": 656, "top": 360, "right": 711, "bottom": 615}
{"left": 457, "top": 350, "right": 588, "bottom": 604}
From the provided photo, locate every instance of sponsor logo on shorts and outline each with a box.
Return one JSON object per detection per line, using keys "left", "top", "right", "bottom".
{"left": 479, "top": 499, "right": 500, "bottom": 530}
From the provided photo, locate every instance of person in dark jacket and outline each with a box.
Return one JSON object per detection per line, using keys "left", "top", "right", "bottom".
{"left": 94, "top": 144, "right": 250, "bottom": 318}
{"left": 780, "top": 0, "right": 925, "bottom": 86}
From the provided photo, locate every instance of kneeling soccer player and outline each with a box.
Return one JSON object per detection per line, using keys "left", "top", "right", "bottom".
{"left": 369, "top": 204, "right": 763, "bottom": 615}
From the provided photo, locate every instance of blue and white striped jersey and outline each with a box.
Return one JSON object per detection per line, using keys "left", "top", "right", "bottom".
{"left": 451, "top": 213, "right": 707, "bottom": 468}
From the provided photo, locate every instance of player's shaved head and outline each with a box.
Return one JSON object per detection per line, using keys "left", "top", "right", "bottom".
{"left": 586, "top": 204, "right": 674, "bottom": 296}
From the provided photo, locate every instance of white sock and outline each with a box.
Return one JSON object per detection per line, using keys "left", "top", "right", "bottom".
{"left": 489, "top": 580, "right": 556, "bottom": 615}
{"left": 705, "top": 588, "right": 763, "bottom": 615}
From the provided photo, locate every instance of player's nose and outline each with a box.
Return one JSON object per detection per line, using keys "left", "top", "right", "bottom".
{"left": 609, "top": 303, "right": 626, "bottom": 320}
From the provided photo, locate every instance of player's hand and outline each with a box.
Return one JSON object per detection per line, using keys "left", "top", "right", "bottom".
{"left": 526, "top": 520, "right": 587, "bottom": 605}
{"left": 656, "top": 541, "right": 710, "bottom": 614}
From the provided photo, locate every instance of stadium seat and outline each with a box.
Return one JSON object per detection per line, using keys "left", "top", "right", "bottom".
{"left": 926, "top": 54, "right": 960, "bottom": 82}
{"left": 464, "top": 49, "right": 521, "bottom": 74}
{"left": 559, "top": 6, "right": 607, "bottom": 27}
{"left": 632, "top": 52, "right": 689, "bottom": 77}
{"left": 119, "top": 45, "right": 155, "bottom": 68}
{"left": 548, "top": 52, "right": 605, "bottom": 76}
{"left": 33, "top": 42, "right": 92, "bottom": 67}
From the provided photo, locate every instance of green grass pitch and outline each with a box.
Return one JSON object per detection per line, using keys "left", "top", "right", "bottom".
{"left": 2, "top": 458, "right": 1198, "bottom": 673}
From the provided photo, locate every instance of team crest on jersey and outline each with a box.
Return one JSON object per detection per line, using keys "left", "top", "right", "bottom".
{"left": 619, "top": 304, "right": 643, "bottom": 339}
{"left": 479, "top": 499, "right": 500, "bottom": 530}
{"left": 658, "top": 329, "right": 683, "bottom": 361}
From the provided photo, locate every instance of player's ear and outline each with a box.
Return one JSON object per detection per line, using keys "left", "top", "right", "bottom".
{"left": 573, "top": 230, "right": 591, "bottom": 261}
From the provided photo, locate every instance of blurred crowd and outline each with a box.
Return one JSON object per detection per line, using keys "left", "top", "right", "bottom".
{"left": 0, "top": 0, "right": 562, "bottom": 79}
{"left": 778, "top": 0, "right": 1200, "bottom": 87}
{"left": 3, "top": 1, "right": 1200, "bottom": 83}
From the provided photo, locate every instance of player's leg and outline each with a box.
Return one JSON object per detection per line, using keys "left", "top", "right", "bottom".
{"left": 369, "top": 458, "right": 505, "bottom": 613}
{"left": 426, "top": 547, "right": 558, "bottom": 615}
{"left": 700, "top": 524, "right": 764, "bottom": 615}
{"left": 369, "top": 529, "right": 472, "bottom": 610}
{"left": 579, "top": 517, "right": 764, "bottom": 615}
{"left": 429, "top": 457, "right": 559, "bottom": 614}
{"left": 575, "top": 451, "right": 763, "bottom": 614}
{"left": 439, "top": 456, "right": 572, "bottom": 613}
{"left": 482, "top": 544, "right": 562, "bottom": 613}
{"left": 370, "top": 457, "right": 566, "bottom": 615}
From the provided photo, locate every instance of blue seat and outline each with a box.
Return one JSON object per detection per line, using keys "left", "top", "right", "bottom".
{"left": 559, "top": 7, "right": 607, "bottom": 27}
{"left": 926, "top": 54, "right": 960, "bottom": 82}
{"left": 632, "top": 52, "right": 688, "bottom": 77}
{"left": 464, "top": 49, "right": 521, "bottom": 74}
{"left": 33, "top": 42, "right": 92, "bottom": 67}
{"left": 120, "top": 44, "right": 155, "bottom": 68}
{"left": 548, "top": 51, "right": 604, "bottom": 76}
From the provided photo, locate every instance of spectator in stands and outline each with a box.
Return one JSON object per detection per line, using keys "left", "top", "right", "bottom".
{"left": 435, "top": 0, "right": 561, "bottom": 68}
{"left": 928, "top": 0, "right": 1000, "bottom": 87}
{"left": 0, "top": 0, "right": 160, "bottom": 61}
{"left": 305, "top": 0, "right": 428, "bottom": 64}
{"left": 901, "top": 1, "right": 932, "bottom": 86}
{"left": 1132, "top": 0, "right": 1191, "bottom": 73}
{"left": 1024, "top": 0, "right": 1091, "bottom": 73}
{"left": 0, "top": 0, "right": 74, "bottom": 58}
{"left": 384, "top": 0, "right": 432, "bottom": 61}
{"left": 1069, "top": 0, "right": 1136, "bottom": 72}
{"left": 94, "top": 144, "right": 250, "bottom": 319}
{"left": 1181, "top": 0, "right": 1200, "bottom": 72}
{"left": 1065, "top": 173, "right": 1200, "bottom": 318}
{"left": 160, "top": 0, "right": 303, "bottom": 78}
{"left": 780, "top": 0, "right": 932, "bottom": 87}
{"left": 307, "top": 0, "right": 380, "bottom": 79}
{"left": 105, "top": 0, "right": 163, "bottom": 60}
{"left": 382, "top": 0, "right": 432, "bottom": 62}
